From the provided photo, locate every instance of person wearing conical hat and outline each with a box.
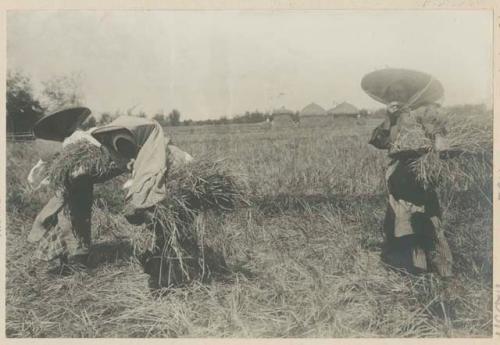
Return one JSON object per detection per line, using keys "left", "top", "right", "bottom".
{"left": 363, "top": 69, "right": 453, "bottom": 278}
{"left": 28, "top": 107, "right": 126, "bottom": 270}
{"left": 28, "top": 108, "right": 194, "bottom": 273}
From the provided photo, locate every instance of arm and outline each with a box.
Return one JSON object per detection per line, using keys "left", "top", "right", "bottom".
{"left": 369, "top": 103, "right": 405, "bottom": 150}
{"left": 28, "top": 159, "right": 50, "bottom": 190}
{"left": 369, "top": 115, "right": 395, "bottom": 150}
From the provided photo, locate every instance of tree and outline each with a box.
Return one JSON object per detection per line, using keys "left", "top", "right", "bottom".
{"left": 6, "top": 69, "right": 44, "bottom": 133}
{"left": 168, "top": 109, "right": 181, "bottom": 126}
{"left": 153, "top": 112, "right": 168, "bottom": 126}
{"left": 40, "top": 72, "right": 85, "bottom": 112}
{"left": 232, "top": 110, "right": 267, "bottom": 124}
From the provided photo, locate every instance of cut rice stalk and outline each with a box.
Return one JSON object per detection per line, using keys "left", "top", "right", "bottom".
{"left": 46, "top": 140, "right": 127, "bottom": 197}
{"left": 407, "top": 113, "right": 492, "bottom": 192}
{"left": 131, "top": 158, "right": 249, "bottom": 288}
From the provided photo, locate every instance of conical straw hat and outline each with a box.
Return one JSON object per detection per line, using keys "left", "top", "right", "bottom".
{"left": 32, "top": 107, "right": 91, "bottom": 142}
{"left": 361, "top": 68, "right": 444, "bottom": 110}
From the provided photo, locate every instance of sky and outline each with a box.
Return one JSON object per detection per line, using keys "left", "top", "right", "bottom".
{"left": 7, "top": 10, "right": 493, "bottom": 120}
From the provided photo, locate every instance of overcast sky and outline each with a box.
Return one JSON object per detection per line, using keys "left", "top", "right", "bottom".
{"left": 7, "top": 10, "right": 492, "bottom": 120}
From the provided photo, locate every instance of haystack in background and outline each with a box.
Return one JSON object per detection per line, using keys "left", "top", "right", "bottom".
{"left": 129, "top": 158, "right": 249, "bottom": 289}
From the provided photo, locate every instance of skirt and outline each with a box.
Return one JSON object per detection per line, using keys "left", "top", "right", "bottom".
{"left": 382, "top": 159, "right": 453, "bottom": 277}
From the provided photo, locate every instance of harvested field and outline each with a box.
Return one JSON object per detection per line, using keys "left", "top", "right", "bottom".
{"left": 6, "top": 111, "right": 492, "bottom": 337}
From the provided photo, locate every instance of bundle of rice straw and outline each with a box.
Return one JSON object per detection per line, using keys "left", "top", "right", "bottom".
{"left": 130, "top": 158, "right": 249, "bottom": 289}
{"left": 46, "top": 140, "right": 127, "bottom": 196}
{"left": 389, "top": 106, "right": 447, "bottom": 155}
{"left": 396, "top": 109, "right": 493, "bottom": 191}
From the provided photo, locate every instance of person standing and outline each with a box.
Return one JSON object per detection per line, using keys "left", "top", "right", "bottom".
{"left": 369, "top": 102, "right": 453, "bottom": 277}
{"left": 363, "top": 69, "right": 453, "bottom": 277}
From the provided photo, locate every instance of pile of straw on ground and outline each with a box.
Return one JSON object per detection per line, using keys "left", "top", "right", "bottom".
{"left": 129, "top": 158, "right": 249, "bottom": 289}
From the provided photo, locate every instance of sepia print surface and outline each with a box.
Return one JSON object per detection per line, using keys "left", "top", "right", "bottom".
{"left": 3, "top": 7, "right": 495, "bottom": 339}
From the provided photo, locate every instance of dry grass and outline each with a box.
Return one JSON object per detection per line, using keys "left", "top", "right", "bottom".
{"left": 5, "top": 110, "right": 492, "bottom": 338}
{"left": 130, "top": 159, "right": 249, "bottom": 288}
{"left": 384, "top": 108, "right": 493, "bottom": 192}
{"left": 409, "top": 112, "right": 492, "bottom": 190}
{"left": 46, "top": 141, "right": 126, "bottom": 195}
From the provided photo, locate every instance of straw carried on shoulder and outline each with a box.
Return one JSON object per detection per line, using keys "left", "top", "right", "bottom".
{"left": 46, "top": 140, "right": 127, "bottom": 196}
{"left": 401, "top": 111, "right": 493, "bottom": 190}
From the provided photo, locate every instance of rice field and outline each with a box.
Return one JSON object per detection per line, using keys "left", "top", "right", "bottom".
{"left": 5, "top": 112, "right": 493, "bottom": 338}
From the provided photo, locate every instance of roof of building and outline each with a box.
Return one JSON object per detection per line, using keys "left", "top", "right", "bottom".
{"left": 328, "top": 102, "right": 359, "bottom": 115}
{"left": 300, "top": 102, "right": 326, "bottom": 116}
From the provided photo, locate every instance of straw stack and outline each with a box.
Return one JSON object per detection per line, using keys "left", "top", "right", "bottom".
{"left": 389, "top": 108, "right": 492, "bottom": 189}
{"left": 130, "top": 158, "right": 249, "bottom": 289}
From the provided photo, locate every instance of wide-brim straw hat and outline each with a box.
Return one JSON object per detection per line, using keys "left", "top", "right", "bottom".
{"left": 32, "top": 107, "right": 91, "bottom": 142}
{"left": 361, "top": 68, "right": 444, "bottom": 110}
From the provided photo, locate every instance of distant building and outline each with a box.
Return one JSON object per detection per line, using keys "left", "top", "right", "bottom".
{"left": 326, "top": 102, "right": 362, "bottom": 127}
{"left": 299, "top": 102, "right": 334, "bottom": 126}
{"left": 327, "top": 102, "right": 360, "bottom": 118}
{"left": 300, "top": 102, "right": 326, "bottom": 117}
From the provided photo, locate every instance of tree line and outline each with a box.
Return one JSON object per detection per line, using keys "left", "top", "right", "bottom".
{"left": 6, "top": 69, "right": 282, "bottom": 133}
{"left": 6, "top": 69, "right": 275, "bottom": 133}
{"left": 15, "top": 68, "right": 482, "bottom": 133}
{"left": 6, "top": 69, "right": 186, "bottom": 133}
